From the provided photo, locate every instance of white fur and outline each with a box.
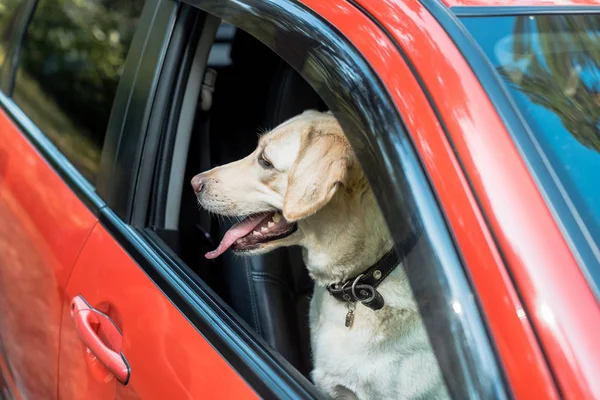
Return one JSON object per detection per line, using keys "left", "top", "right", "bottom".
{"left": 193, "top": 111, "right": 448, "bottom": 399}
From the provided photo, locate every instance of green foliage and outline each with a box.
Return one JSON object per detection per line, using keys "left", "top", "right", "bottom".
{"left": 18, "top": 0, "right": 141, "bottom": 145}
{"left": 0, "top": 0, "right": 142, "bottom": 181}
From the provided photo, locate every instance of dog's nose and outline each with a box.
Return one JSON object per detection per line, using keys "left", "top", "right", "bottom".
{"left": 191, "top": 175, "right": 204, "bottom": 194}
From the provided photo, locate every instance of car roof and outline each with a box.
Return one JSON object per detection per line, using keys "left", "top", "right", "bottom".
{"left": 443, "top": 0, "right": 600, "bottom": 7}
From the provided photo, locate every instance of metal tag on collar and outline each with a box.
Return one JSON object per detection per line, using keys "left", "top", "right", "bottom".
{"left": 345, "top": 302, "right": 356, "bottom": 328}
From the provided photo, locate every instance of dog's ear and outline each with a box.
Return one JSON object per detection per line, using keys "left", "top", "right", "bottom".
{"left": 282, "top": 131, "right": 352, "bottom": 222}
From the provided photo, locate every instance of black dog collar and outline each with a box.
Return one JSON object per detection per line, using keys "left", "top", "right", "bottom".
{"left": 326, "top": 233, "right": 419, "bottom": 312}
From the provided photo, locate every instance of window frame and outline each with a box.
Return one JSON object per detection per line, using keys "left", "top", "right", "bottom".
{"left": 95, "top": 0, "right": 182, "bottom": 214}
{"left": 123, "top": 0, "right": 509, "bottom": 398}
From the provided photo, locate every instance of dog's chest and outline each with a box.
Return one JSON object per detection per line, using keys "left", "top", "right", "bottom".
{"left": 308, "top": 284, "right": 445, "bottom": 399}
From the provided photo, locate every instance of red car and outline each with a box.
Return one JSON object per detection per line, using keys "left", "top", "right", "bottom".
{"left": 0, "top": 0, "right": 598, "bottom": 398}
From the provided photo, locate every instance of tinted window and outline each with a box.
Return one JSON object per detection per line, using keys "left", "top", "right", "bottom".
{"left": 13, "top": 0, "right": 144, "bottom": 183}
{"left": 462, "top": 15, "right": 600, "bottom": 253}
{"left": 0, "top": 0, "right": 26, "bottom": 70}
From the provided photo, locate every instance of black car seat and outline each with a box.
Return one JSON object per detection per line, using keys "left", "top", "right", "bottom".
{"left": 208, "top": 30, "right": 327, "bottom": 376}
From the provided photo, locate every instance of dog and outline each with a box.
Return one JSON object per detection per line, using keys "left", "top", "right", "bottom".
{"left": 191, "top": 110, "right": 448, "bottom": 399}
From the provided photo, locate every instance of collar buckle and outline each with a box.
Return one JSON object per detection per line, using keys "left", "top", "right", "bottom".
{"left": 325, "top": 233, "right": 420, "bottom": 326}
{"left": 351, "top": 274, "right": 376, "bottom": 303}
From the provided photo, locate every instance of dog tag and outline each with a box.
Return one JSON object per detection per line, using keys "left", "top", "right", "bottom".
{"left": 345, "top": 311, "right": 354, "bottom": 328}
{"left": 345, "top": 302, "right": 356, "bottom": 328}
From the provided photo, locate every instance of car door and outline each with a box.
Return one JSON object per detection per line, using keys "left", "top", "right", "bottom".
{"left": 54, "top": 0, "right": 517, "bottom": 399}
{"left": 51, "top": 1, "right": 263, "bottom": 399}
{"left": 0, "top": 0, "right": 99, "bottom": 397}
{"left": 0, "top": 0, "right": 565, "bottom": 398}
{"left": 0, "top": 0, "right": 248, "bottom": 399}
{"left": 0, "top": 77, "right": 96, "bottom": 400}
{"left": 57, "top": 222, "right": 257, "bottom": 399}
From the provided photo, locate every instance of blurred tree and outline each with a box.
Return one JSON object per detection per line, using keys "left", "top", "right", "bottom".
{"left": 18, "top": 0, "right": 142, "bottom": 148}
{"left": 500, "top": 15, "right": 600, "bottom": 153}
{"left": 0, "top": 0, "right": 24, "bottom": 35}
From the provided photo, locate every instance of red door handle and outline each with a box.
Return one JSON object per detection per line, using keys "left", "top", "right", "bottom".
{"left": 70, "top": 295, "right": 130, "bottom": 384}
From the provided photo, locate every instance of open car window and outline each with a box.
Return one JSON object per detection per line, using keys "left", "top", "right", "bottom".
{"left": 125, "top": 1, "right": 508, "bottom": 398}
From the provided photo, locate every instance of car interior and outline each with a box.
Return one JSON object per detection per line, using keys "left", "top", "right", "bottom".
{"left": 151, "top": 18, "right": 329, "bottom": 377}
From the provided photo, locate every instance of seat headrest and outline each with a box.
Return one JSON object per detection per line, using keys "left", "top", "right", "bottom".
{"left": 264, "top": 62, "right": 327, "bottom": 128}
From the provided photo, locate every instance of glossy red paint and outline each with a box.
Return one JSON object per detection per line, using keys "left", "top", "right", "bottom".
{"left": 0, "top": 108, "right": 97, "bottom": 399}
{"left": 299, "top": 0, "right": 558, "bottom": 397}
{"left": 58, "top": 224, "right": 257, "bottom": 400}
{"left": 70, "top": 295, "right": 130, "bottom": 384}
{"left": 443, "top": 0, "right": 600, "bottom": 7}
{"left": 354, "top": 0, "right": 600, "bottom": 397}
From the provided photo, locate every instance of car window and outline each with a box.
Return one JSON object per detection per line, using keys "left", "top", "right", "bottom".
{"left": 137, "top": 4, "right": 506, "bottom": 398}
{"left": 462, "top": 14, "right": 600, "bottom": 257}
{"left": 0, "top": 0, "right": 26, "bottom": 71}
{"left": 12, "top": 0, "right": 144, "bottom": 183}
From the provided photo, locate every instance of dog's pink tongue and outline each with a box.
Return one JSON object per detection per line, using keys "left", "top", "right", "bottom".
{"left": 205, "top": 214, "right": 267, "bottom": 259}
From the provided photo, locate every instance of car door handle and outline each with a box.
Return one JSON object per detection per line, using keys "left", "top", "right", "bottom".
{"left": 70, "top": 295, "right": 130, "bottom": 385}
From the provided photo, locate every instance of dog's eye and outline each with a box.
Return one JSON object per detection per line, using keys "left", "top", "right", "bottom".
{"left": 258, "top": 153, "right": 273, "bottom": 169}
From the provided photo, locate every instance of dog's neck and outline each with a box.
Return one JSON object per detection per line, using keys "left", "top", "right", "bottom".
{"left": 297, "top": 186, "right": 396, "bottom": 286}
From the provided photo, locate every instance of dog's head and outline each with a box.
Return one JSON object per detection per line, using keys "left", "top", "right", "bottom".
{"left": 192, "top": 110, "right": 369, "bottom": 260}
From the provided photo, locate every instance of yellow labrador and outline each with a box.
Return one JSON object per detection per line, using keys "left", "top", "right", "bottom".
{"left": 191, "top": 110, "right": 447, "bottom": 399}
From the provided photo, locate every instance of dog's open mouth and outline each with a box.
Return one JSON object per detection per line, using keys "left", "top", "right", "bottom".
{"left": 205, "top": 211, "right": 297, "bottom": 259}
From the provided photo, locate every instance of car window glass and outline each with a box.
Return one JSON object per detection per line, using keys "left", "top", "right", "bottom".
{"left": 462, "top": 14, "right": 600, "bottom": 250}
{"left": 12, "top": 0, "right": 144, "bottom": 183}
{"left": 0, "top": 0, "right": 26, "bottom": 71}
